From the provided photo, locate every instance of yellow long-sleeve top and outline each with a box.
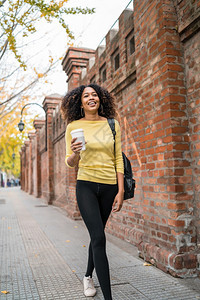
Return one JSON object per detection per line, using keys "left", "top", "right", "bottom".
{"left": 65, "top": 119, "right": 124, "bottom": 184}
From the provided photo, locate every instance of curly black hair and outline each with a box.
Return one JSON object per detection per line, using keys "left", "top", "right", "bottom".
{"left": 61, "top": 84, "right": 116, "bottom": 123}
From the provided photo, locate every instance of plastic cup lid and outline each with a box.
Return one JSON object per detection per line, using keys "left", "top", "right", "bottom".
{"left": 70, "top": 129, "right": 84, "bottom": 134}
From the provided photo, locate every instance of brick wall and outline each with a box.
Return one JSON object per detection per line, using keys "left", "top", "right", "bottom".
{"left": 133, "top": 0, "right": 195, "bottom": 276}
{"left": 176, "top": 0, "right": 200, "bottom": 262}
{"left": 182, "top": 31, "right": 200, "bottom": 246}
{"left": 20, "top": 0, "right": 200, "bottom": 277}
{"left": 52, "top": 103, "right": 81, "bottom": 218}
{"left": 40, "top": 125, "right": 48, "bottom": 200}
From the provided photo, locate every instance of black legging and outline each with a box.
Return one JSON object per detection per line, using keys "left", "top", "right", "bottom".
{"left": 76, "top": 180, "right": 118, "bottom": 300}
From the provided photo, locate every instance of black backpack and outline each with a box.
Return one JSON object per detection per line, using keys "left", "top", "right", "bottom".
{"left": 108, "top": 119, "right": 136, "bottom": 200}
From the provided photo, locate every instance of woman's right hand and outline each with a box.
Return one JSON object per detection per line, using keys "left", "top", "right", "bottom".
{"left": 70, "top": 138, "right": 83, "bottom": 154}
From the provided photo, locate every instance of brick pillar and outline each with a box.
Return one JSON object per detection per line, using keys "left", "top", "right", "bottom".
{"left": 61, "top": 48, "right": 95, "bottom": 219}
{"left": 28, "top": 132, "right": 35, "bottom": 195}
{"left": 33, "top": 119, "right": 45, "bottom": 198}
{"left": 62, "top": 47, "right": 95, "bottom": 91}
{"left": 24, "top": 141, "right": 29, "bottom": 193}
{"left": 20, "top": 146, "right": 26, "bottom": 190}
{"left": 134, "top": 0, "right": 198, "bottom": 276}
{"left": 43, "top": 94, "right": 62, "bottom": 204}
{"left": 175, "top": 0, "right": 200, "bottom": 252}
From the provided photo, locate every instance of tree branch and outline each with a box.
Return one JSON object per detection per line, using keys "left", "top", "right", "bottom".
{"left": 0, "top": 35, "right": 53, "bottom": 81}
{"left": 0, "top": 0, "right": 7, "bottom": 8}
{"left": 0, "top": 60, "right": 58, "bottom": 107}
{"left": 0, "top": 39, "right": 8, "bottom": 61}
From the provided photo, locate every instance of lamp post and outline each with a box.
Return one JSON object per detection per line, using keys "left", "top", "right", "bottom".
{"left": 18, "top": 103, "right": 47, "bottom": 151}
{"left": 12, "top": 152, "right": 15, "bottom": 169}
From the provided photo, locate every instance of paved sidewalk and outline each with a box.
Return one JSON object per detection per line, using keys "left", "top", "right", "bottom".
{"left": 0, "top": 188, "right": 200, "bottom": 300}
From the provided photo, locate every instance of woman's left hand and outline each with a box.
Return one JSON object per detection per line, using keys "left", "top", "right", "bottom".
{"left": 112, "top": 192, "right": 124, "bottom": 212}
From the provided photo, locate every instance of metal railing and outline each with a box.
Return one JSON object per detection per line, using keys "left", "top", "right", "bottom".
{"left": 98, "top": 0, "right": 134, "bottom": 48}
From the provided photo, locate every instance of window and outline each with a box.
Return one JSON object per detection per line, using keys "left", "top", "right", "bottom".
{"left": 111, "top": 48, "right": 120, "bottom": 73}
{"left": 126, "top": 30, "right": 135, "bottom": 62}
{"left": 102, "top": 69, "right": 106, "bottom": 82}
{"left": 130, "top": 36, "right": 135, "bottom": 55}
{"left": 100, "top": 64, "right": 106, "bottom": 83}
{"left": 114, "top": 53, "right": 120, "bottom": 71}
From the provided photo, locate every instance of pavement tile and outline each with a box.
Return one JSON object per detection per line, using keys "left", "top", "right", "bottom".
{"left": 0, "top": 187, "right": 200, "bottom": 300}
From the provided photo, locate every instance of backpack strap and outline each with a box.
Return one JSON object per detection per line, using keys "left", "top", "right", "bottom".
{"left": 107, "top": 118, "right": 116, "bottom": 154}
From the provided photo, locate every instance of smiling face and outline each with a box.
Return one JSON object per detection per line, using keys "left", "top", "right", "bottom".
{"left": 81, "top": 87, "right": 100, "bottom": 115}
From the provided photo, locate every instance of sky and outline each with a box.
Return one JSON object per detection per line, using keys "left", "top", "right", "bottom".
{"left": 13, "top": 0, "right": 134, "bottom": 119}
{"left": 47, "top": 0, "right": 134, "bottom": 95}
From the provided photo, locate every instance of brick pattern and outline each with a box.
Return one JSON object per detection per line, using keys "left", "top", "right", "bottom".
{"left": 33, "top": 119, "right": 45, "bottom": 198}
{"left": 175, "top": 0, "right": 200, "bottom": 34}
{"left": 107, "top": 81, "right": 143, "bottom": 242}
{"left": 28, "top": 132, "right": 35, "bottom": 195}
{"left": 183, "top": 30, "right": 200, "bottom": 245}
{"left": 50, "top": 99, "right": 81, "bottom": 219}
{"left": 20, "top": 146, "right": 26, "bottom": 191}
{"left": 62, "top": 47, "right": 95, "bottom": 91}
{"left": 38, "top": 122, "right": 48, "bottom": 200}
{"left": 24, "top": 141, "right": 30, "bottom": 193}
{"left": 133, "top": 0, "right": 195, "bottom": 275}
{"left": 40, "top": 151, "right": 48, "bottom": 200}
{"left": 20, "top": 0, "right": 200, "bottom": 277}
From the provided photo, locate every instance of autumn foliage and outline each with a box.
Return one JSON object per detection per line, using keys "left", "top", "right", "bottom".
{"left": 0, "top": 0, "right": 94, "bottom": 69}
{"left": 0, "top": 0, "right": 94, "bottom": 177}
{"left": 0, "top": 100, "right": 37, "bottom": 177}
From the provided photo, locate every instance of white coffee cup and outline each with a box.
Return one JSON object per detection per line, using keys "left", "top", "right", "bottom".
{"left": 70, "top": 128, "right": 86, "bottom": 151}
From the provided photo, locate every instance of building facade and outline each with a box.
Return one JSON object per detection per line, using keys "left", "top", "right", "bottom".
{"left": 20, "top": 0, "right": 200, "bottom": 277}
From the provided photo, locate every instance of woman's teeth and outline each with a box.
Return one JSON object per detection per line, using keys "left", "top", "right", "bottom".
{"left": 88, "top": 101, "right": 95, "bottom": 106}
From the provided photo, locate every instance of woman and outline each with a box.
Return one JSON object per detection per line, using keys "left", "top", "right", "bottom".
{"left": 61, "top": 84, "right": 124, "bottom": 300}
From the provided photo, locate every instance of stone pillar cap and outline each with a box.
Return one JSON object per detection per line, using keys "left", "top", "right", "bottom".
{"left": 62, "top": 47, "right": 95, "bottom": 77}
{"left": 28, "top": 132, "right": 36, "bottom": 139}
{"left": 43, "top": 94, "right": 62, "bottom": 112}
{"left": 33, "top": 119, "right": 45, "bottom": 130}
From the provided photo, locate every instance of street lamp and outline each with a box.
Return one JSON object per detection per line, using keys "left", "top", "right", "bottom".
{"left": 18, "top": 119, "right": 25, "bottom": 132}
{"left": 18, "top": 103, "right": 47, "bottom": 151}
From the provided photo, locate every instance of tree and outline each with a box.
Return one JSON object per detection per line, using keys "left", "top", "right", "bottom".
{"left": 0, "top": 99, "right": 38, "bottom": 177}
{"left": 0, "top": 1, "right": 95, "bottom": 171}
{"left": 0, "top": 0, "right": 95, "bottom": 114}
